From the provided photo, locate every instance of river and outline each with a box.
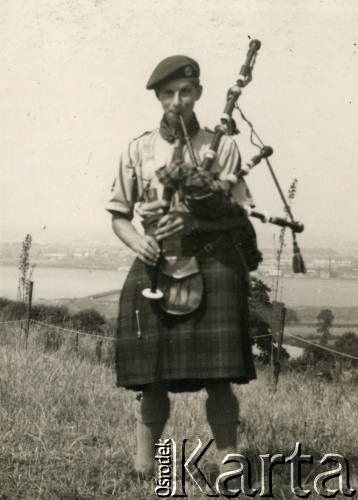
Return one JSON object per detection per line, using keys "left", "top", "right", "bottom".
{"left": 0, "top": 265, "right": 128, "bottom": 301}
{"left": 1, "top": 265, "right": 358, "bottom": 307}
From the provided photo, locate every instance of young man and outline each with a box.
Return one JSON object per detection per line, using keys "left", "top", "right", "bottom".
{"left": 106, "top": 55, "right": 257, "bottom": 479}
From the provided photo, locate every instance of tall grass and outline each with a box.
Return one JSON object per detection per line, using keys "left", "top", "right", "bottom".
{"left": 0, "top": 328, "right": 357, "bottom": 499}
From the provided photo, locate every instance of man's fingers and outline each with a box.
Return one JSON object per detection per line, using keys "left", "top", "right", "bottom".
{"left": 142, "top": 200, "right": 165, "bottom": 211}
{"left": 157, "top": 214, "right": 173, "bottom": 227}
{"left": 137, "top": 200, "right": 166, "bottom": 216}
{"left": 145, "top": 236, "right": 160, "bottom": 253}
{"left": 142, "top": 246, "right": 158, "bottom": 262}
{"left": 155, "top": 225, "right": 181, "bottom": 238}
{"left": 156, "top": 232, "right": 179, "bottom": 242}
{"left": 140, "top": 238, "right": 161, "bottom": 262}
{"left": 139, "top": 244, "right": 158, "bottom": 264}
{"left": 137, "top": 254, "right": 156, "bottom": 267}
{"left": 156, "top": 225, "right": 184, "bottom": 242}
{"left": 155, "top": 218, "right": 182, "bottom": 236}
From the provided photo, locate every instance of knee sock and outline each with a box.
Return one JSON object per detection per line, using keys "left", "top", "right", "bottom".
{"left": 205, "top": 381, "right": 239, "bottom": 473}
{"left": 134, "top": 383, "right": 170, "bottom": 476}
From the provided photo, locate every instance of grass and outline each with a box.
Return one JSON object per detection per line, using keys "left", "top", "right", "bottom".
{"left": 0, "top": 326, "right": 357, "bottom": 499}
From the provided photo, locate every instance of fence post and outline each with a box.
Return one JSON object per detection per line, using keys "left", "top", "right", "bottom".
{"left": 74, "top": 332, "right": 79, "bottom": 354}
{"left": 96, "top": 339, "right": 103, "bottom": 363}
{"left": 25, "top": 280, "right": 33, "bottom": 349}
{"left": 271, "top": 301, "right": 286, "bottom": 390}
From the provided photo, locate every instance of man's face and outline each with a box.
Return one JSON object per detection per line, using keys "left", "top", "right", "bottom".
{"left": 157, "top": 78, "right": 202, "bottom": 127}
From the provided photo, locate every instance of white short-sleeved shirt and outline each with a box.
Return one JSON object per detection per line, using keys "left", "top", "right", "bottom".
{"left": 106, "top": 127, "right": 254, "bottom": 227}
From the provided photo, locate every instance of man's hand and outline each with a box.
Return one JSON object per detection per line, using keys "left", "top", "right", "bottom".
{"left": 111, "top": 212, "right": 160, "bottom": 266}
{"left": 132, "top": 234, "right": 161, "bottom": 266}
{"left": 136, "top": 199, "right": 167, "bottom": 218}
{"left": 154, "top": 212, "right": 198, "bottom": 241}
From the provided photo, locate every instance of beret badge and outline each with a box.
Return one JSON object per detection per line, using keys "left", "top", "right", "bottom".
{"left": 184, "top": 65, "right": 193, "bottom": 77}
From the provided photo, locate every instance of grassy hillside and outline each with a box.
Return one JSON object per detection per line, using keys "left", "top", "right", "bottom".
{"left": 0, "top": 327, "right": 357, "bottom": 499}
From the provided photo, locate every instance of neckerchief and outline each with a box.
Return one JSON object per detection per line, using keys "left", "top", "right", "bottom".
{"left": 159, "top": 112, "right": 200, "bottom": 144}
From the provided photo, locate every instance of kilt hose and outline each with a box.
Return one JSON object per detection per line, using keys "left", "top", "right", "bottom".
{"left": 115, "top": 232, "right": 257, "bottom": 392}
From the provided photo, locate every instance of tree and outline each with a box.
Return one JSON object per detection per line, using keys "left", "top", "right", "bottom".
{"left": 286, "top": 308, "right": 299, "bottom": 324}
{"left": 249, "top": 277, "right": 289, "bottom": 364}
{"left": 250, "top": 277, "right": 272, "bottom": 310}
{"left": 249, "top": 277, "right": 272, "bottom": 354}
{"left": 316, "top": 309, "right": 335, "bottom": 346}
{"left": 18, "top": 234, "right": 35, "bottom": 302}
{"left": 301, "top": 308, "right": 335, "bottom": 368}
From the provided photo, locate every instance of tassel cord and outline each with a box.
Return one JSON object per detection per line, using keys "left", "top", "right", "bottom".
{"left": 235, "top": 104, "right": 296, "bottom": 224}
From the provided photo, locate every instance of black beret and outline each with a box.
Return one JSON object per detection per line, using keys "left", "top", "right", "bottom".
{"left": 146, "top": 55, "right": 200, "bottom": 90}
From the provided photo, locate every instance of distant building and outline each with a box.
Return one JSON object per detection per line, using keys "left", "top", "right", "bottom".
{"left": 319, "top": 270, "right": 330, "bottom": 279}
{"left": 268, "top": 269, "right": 283, "bottom": 277}
{"left": 43, "top": 252, "right": 66, "bottom": 260}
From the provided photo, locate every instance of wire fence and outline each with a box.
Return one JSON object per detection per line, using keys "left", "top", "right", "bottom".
{"left": 1, "top": 318, "right": 358, "bottom": 367}
{"left": 31, "top": 320, "right": 115, "bottom": 342}
{"left": 0, "top": 319, "right": 115, "bottom": 365}
{"left": 287, "top": 333, "right": 358, "bottom": 361}
{"left": 252, "top": 331, "right": 358, "bottom": 362}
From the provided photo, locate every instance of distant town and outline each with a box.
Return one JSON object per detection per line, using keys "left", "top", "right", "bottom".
{"left": 1, "top": 240, "right": 358, "bottom": 280}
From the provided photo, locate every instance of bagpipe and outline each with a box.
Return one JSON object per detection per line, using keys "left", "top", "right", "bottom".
{"left": 142, "top": 39, "right": 305, "bottom": 304}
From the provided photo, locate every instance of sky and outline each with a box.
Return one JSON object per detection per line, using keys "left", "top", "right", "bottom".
{"left": 1, "top": 0, "right": 357, "bottom": 251}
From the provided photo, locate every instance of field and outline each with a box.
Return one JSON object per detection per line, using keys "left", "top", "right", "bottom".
{"left": 0, "top": 326, "right": 357, "bottom": 500}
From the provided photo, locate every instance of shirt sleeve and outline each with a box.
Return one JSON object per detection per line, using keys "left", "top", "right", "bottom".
{"left": 105, "top": 142, "right": 138, "bottom": 216}
{"left": 217, "top": 136, "right": 255, "bottom": 208}
{"left": 217, "top": 135, "right": 241, "bottom": 180}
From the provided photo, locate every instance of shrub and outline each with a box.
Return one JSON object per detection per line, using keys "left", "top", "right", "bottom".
{"left": 31, "top": 304, "right": 70, "bottom": 326}
{"left": 249, "top": 278, "right": 289, "bottom": 364}
{"left": 334, "top": 332, "right": 358, "bottom": 368}
{"left": 0, "top": 300, "right": 27, "bottom": 320}
{"left": 70, "top": 309, "right": 106, "bottom": 333}
{"left": 0, "top": 297, "right": 12, "bottom": 310}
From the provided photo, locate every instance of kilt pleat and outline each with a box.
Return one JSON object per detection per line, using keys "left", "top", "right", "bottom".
{"left": 115, "top": 233, "right": 256, "bottom": 392}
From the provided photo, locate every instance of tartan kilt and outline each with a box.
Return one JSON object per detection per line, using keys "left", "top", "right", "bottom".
{"left": 115, "top": 232, "right": 256, "bottom": 392}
